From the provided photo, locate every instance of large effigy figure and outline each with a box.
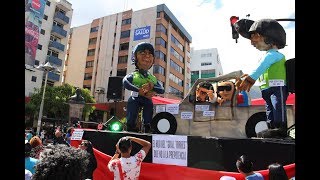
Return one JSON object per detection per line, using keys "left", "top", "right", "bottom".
{"left": 123, "top": 42, "right": 165, "bottom": 133}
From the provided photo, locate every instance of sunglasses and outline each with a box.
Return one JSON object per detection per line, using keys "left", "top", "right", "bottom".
{"left": 217, "top": 85, "right": 232, "bottom": 91}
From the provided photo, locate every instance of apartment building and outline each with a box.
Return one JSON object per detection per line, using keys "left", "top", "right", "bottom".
{"left": 64, "top": 4, "right": 192, "bottom": 103}
{"left": 190, "top": 48, "right": 223, "bottom": 87}
{"left": 25, "top": 0, "right": 73, "bottom": 97}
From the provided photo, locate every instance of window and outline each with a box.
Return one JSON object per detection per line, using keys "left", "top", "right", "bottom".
{"left": 83, "top": 85, "right": 91, "bottom": 90}
{"left": 88, "top": 38, "right": 97, "bottom": 45}
{"left": 155, "top": 50, "right": 166, "bottom": 62}
{"left": 53, "top": 20, "right": 63, "bottom": 28}
{"left": 156, "top": 24, "right": 167, "bottom": 35}
{"left": 170, "top": 59, "right": 183, "bottom": 74}
{"left": 120, "top": 30, "right": 130, "bottom": 38}
{"left": 40, "top": 29, "right": 45, "bottom": 35}
{"left": 157, "top": 12, "right": 161, "bottom": 18}
{"left": 121, "top": 18, "right": 131, "bottom": 25}
{"left": 46, "top": 1, "right": 51, "bottom": 6}
{"left": 169, "top": 86, "right": 183, "bottom": 98}
{"left": 153, "top": 65, "right": 165, "bottom": 75}
{"left": 50, "top": 35, "right": 61, "bottom": 42}
{"left": 170, "top": 47, "right": 184, "bottom": 62}
{"left": 201, "top": 62, "right": 212, "bottom": 66}
{"left": 169, "top": 73, "right": 183, "bottom": 86}
{"left": 171, "top": 35, "right": 183, "bottom": 51}
{"left": 87, "top": 49, "right": 95, "bottom": 56}
{"left": 84, "top": 73, "right": 92, "bottom": 80}
{"left": 47, "top": 49, "right": 59, "bottom": 57}
{"left": 44, "top": 15, "right": 48, "bottom": 20}
{"left": 118, "top": 56, "right": 128, "bottom": 64}
{"left": 37, "top": 44, "right": 42, "bottom": 50}
{"left": 201, "top": 53, "right": 212, "bottom": 58}
{"left": 117, "top": 69, "right": 127, "bottom": 76}
{"left": 155, "top": 37, "right": 166, "bottom": 48}
{"left": 31, "top": 76, "right": 37, "bottom": 82}
{"left": 90, "top": 26, "right": 99, "bottom": 33}
{"left": 86, "top": 61, "right": 94, "bottom": 68}
{"left": 119, "top": 43, "right": 129, "bottom": 51}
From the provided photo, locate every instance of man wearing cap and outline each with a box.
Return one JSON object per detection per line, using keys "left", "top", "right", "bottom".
{"left": 235, "top": 19, "right": 289, "bottom": 137}
{"left": 123, "top": 42, "right": 165, "bottom": 133}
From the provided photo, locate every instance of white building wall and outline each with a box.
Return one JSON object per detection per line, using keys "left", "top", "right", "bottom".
{"left": 190, "top": 48, "right": 223, "bottom": 77}
{"left": 25, "top": 0, "right": 72, "bottom": 97}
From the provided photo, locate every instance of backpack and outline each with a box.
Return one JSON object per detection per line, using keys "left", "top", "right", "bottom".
{"left": 285, "top": 58, "right": 295, "bottom": 93}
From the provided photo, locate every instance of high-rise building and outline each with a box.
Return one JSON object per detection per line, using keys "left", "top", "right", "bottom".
{"left": 64, "top": 4, "right": 192, "bottom": 102}
{"left": 190, "top": 48, "right": 223, "bottom": 87}
{"left": 25, "top": 0, "right": 73, "bottom": 97}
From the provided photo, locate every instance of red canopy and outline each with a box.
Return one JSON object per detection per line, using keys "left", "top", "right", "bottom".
{"left": 251, "top": 93, "right": 295, "bottom": 105}
{"left": 152, "top": 96, "right": 181, "bottom": 105}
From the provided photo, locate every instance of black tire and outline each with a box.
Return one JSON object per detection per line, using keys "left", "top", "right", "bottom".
{"left": 245, "top": 112, "right": 268, "bottom": 138}
{"left": 151, "top": 112, "right": 177, "bottom": 134}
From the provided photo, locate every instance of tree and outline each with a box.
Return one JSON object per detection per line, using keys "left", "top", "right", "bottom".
{"left": 26, "top": 84, "right": 96, "bottom": 123}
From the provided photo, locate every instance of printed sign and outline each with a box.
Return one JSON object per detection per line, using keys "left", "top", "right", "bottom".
{"left": 156, "top": 105, "right": 166, "bottom": 113}
{"left": 166, "top": 104, "right": 179, "bottom": 114}
{"left": 70, "top": 129, "right": 84, "bottom": 140}
{"left": 152, "top": 135, "right": 188, "bottom": 166}
{"left": 181, "top": 112, "right": 193, "bottom": 119}
{"left": 133, "top": 26, "right": 151, "bottom": 41}
{"left": 195, "top": 105, "right": 210, "bottom": 111}
{"left": 203, "top": 111, "right": 215, "bottom": 117}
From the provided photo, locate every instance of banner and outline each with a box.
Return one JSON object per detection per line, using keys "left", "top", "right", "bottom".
{"left": 25, "top": 0, "right": 46, "bottom": 66}
{"left": 133, "top": 26, "right": 151, "bottom": 41}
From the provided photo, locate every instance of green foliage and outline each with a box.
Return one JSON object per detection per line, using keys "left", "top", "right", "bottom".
{"left": 27, "top": 84, "right": 96, "bottom": 121}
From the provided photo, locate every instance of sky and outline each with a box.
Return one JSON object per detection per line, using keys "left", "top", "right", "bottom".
{"left": 67, "top": 0, "right": 295, "bottom": 74}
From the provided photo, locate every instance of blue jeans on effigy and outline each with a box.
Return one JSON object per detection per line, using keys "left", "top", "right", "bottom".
{"left": 126, "top": 96, "right": 153, "bottom": 129}
{"left": 261, "top": 86, "right": 289, "bottom": 130}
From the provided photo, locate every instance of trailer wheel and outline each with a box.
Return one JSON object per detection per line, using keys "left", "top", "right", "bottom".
{"left": 245, "top": 112, "right": 268, "bottom": 138}
{"left": 152, "top": 112, "right": 177, "bottom": 134}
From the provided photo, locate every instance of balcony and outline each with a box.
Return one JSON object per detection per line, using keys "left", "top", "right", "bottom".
{"left": 48, "top": 41, "right": 65, "bottom": 52}
{"left": 48, "top": 71, "right": 60, "bottom": 82}
{"left": 54, "top": 11, "right": 70, "bottom": 25}
{"left": 56, "top": 0, "right": 72, "bottom": 12}
{"left": 46, "top": 55, "right": 63, "bottom": 66}
{"left": 51, "top": 25, "right": 67, "bottom": 38}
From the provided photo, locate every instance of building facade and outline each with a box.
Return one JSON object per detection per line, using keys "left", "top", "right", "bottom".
{"left": 64, "top": 4, "right": 192, "bottom": 103}
{"left": 25, "top": 0, "right": 73, "bottom": 97}
{"left": 190, "top": 48, "right": 223, "bottom": 87}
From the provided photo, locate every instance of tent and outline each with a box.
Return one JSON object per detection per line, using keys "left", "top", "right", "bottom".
{"left": 251, "top": 93, "right": 295, "bottom": 105}
{"left": 152, "top": 96, "right": 181, "bottom": 105}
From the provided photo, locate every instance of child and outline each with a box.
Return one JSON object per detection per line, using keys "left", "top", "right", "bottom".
{"left": 123, "top": 42, "right": 165, "bottom": 133}
{"left": 235, "top": 19, "right": 288, "bottom": 137}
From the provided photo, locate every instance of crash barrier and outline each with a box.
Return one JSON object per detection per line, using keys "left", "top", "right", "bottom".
{"left": 71, "top": 129, "right": 295, "bottom": 176}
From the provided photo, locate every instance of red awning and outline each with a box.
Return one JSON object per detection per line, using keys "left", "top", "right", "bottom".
{"left": 152, "top": 96, "right": 181, "bottom": 105}
{"left": 251, "top": 93, "right": 295, "bottom": 105}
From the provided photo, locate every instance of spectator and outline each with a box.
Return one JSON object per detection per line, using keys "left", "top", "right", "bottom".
{"left": 66, "top": 127, "right": 74, "bottom": 144}
{"left": 25, "top": 142, "right": 38, "bottom": 174}
{"left": 53, "top": 130, "right": 70, "bottom": 147}
{"left": 268, "top": 163, "right": 289, "bottom": 180}
{"left": 236, "top": 155, "right": 264, "bottom": 180}
{"left": 79, "top": 140, "right": 97, "bottom": 179}
{"left": 29, "top": 136, "right": 44, "bottom": 159}
{"left": 108, "top": 136, "right": 151, "bottom": 180}
{"left": 195, "top": 81, "right": 222, "bottom": 103}
{"left": 32, "top": 144, "right": 90, "bottom": 180}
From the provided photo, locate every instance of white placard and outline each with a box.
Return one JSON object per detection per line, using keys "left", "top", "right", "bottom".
{"left": 156, "top": 105, "right": 166, "bottom": 113}
{"left": 181, "top": 111, "right": 193, "bottom": 119}
{"left": 203, "top": 111, "right": 215, "bottom": 117}
{"left": 195, "top": 105, "right": 210, "bottom": 111}
{"left": 269, "top": 79, "right": 285, "bottom": 87}
{"left": 70, "top": 129, "right": 84, "bottom": 140}
{"left": 166, "top": 104, "right": 179, "bottom": 114}
{"left": 152, "top": 134, "right": 188, "bottom": 166}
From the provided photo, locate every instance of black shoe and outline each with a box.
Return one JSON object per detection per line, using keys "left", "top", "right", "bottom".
{"left": 144, "top": 124, "right": 152, "bottom": 133}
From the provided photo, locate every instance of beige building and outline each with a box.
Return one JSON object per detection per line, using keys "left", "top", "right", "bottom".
{"left": 64, "top": 4, "right": 192, "bottom": 103}
{"left": 25, "top": 0, "right": 73, "bottom": 97}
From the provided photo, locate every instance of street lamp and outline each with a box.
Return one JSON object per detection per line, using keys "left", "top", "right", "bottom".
{"left": 35, "top": 62, "right": 60, "bottom": 135}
